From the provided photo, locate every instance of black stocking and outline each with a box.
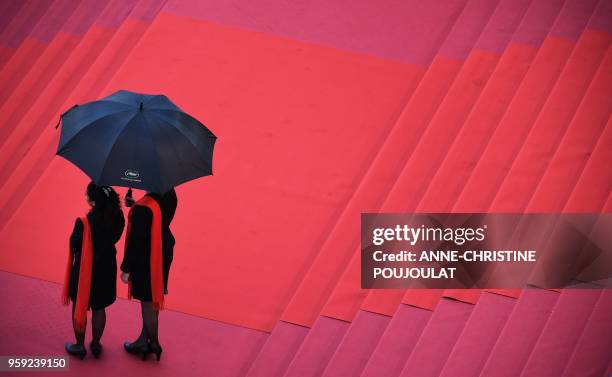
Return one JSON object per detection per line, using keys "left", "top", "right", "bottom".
{"left": 141, "top": 301, "right": 160, "bottom": 346}
{"left": 91, "top": 309, "right": 106, "bottom": 345}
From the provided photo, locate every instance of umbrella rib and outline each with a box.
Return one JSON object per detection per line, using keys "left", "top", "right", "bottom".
{"left": 94, "top": 112, "right": 142, "bottom": 184}
{"left": 150, "top": 109, "right": 216, "bottom": 164}
{"left": 149, "top": 111, "right": 214, "bottom": 172}
{"left": 58, "top": 109, "right": 135, "bottom": 153}
{"left": 151, "top": 108, "right": 217, "bottom": 138}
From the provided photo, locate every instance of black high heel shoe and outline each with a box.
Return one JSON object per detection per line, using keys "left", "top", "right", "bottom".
{"left": 90, "top": 341, "right": 102, "bottom": 358}
{"left": 148, "top": 343, "right": 163, "bottom": 361}
{"left": 65, "top": 342, "right": 86, "bottom": 360}
{"left": 123, "top": 341, "right": 149, "bottom": 360}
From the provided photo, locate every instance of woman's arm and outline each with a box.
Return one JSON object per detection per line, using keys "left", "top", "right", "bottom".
{"left": 111, "top": 212, "right": 126, "bottom": 244}
{"left": 120, "top": 206, "right": 151, "bottom": 273}
{"left": 69, "top": 218, "right": 83, "bottom": 258}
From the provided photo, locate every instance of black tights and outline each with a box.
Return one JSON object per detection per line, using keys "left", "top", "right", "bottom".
{"left": 134, "top": 301, "right": 160, "bottom": 346}
{"left": 71, "top": 304, "right": 106, "bottom": 346}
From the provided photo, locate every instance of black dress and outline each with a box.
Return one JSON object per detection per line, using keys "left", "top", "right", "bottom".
{"left": 120, "top": 189, "right": 177, "bottom": 301}
{"left": 69, "top": 211, "right": 125, "bottom": 310}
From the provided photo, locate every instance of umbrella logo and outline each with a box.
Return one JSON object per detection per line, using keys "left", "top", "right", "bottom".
{"left": 122, "top": 169, "right": 142, "bottom": 183}
{"left": 125, "top": 170, "right": 140, "bottom": 179}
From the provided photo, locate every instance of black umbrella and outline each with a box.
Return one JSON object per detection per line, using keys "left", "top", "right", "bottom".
{"left": 56, "top": 90, "right": 217, "bottom": 193}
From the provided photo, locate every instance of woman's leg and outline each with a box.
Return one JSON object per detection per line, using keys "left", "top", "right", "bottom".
{"left": 141, "top": 301, "right": 159, "bottom": 346}
{"left": 91, "top": 309, "right": 106, "bottom": 345}
{"left": 71, "top": 303, "right": 85, "bottom": 346}
{"left": 141, "top": 301, "right": 162, "bottom": 360}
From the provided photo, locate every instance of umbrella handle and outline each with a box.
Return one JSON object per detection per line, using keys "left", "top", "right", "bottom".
{"left": 125, "top": 188, "right": 135, "bottom": 208}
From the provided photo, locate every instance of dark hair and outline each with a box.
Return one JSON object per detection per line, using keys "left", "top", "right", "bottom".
{"left": 86, "top": 181, "right": 121, "bottom": 224}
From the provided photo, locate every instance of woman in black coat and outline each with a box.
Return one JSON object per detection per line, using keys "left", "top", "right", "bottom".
{"left": 120, "top": 188, "right": 177, "bottom": 361}
{"left": 65, "top": 182, "right": 125, "bottom": 359}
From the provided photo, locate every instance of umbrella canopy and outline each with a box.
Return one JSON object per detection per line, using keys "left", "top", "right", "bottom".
{"left": 56, "top": 90, "right": 217, "bottom": 193}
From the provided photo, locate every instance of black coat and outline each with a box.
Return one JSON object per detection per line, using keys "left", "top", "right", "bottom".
{"left": 120, "top": 190, "right": 177, "bottom": 301}
{"left": 69, "top": 211, "right": 125, "bottom": 310}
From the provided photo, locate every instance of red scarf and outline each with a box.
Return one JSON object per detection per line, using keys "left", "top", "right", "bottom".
{"left": 125, "top": 196, "right": 164, "bottom": 310}
{"left": 62, "top": 216, "right": 93, "bottom": 333}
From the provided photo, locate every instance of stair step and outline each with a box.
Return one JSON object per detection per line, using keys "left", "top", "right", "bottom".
{"left": 397, "top": 299, "right": 473, "bottom": 377}
{"left": 560, "top": 285, "right": 612, "bottom": 377}
{"left": 565, "top": 115, "right": 612, "bottom": 212}
{"left": 324, "top": 0, "right": 526, "bottom": 321}
{"left": 0, "top": 0, "right": 152, "bottom": 232}
{"left": 0, "top": 0, "right": 79, "bottom": 106}
{"left": 0, "top": 1, "right": 25, "bottom": 36}
{"left": 479, "top": 289, "right": 559, "bottom": 377}
{"left": 0, "top": 2, "right": 95, "bottom": 140}
{"left": 279, "top": 0, "right": 471, "bottom": 327}
{"left": 0, "top": 0, "right": 54, "bottom": 70}
{"left": 438, "top": 293, "right": 515, "bottom": 377}
{"left": 520, "top": 289, "right": 602, "bottom": 377}
{"left": 283, "top": 316, "right": 349, "bottom": 377}
{"left": 365, "top": 0, "right": 555, "bottom": 313}
{"left": 360, "top": 305, "right": 431, "bottom": 377}
{"left": 0, "top": 0, "right": 119, "bottom": 180}
{"left": 321, "top": 311, "right": 391, "bottom": 377}
{"left": 245, "top": 321, "right": 309, "bottom": 377}
{"left": 527, "top": 45, "right": 612, "bottom": 211}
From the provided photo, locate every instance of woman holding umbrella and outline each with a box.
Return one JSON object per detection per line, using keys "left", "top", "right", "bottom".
{"left": 62, "top": 182, "right": 125, "bottom": 359}
{"left": 120, "top": 188, "right": 177, "bottom": 361}
{"left": 56, "top": 90, "right": 216, "bottom": 362}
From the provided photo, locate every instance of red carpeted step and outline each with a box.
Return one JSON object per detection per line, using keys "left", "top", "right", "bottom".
{"left": 445, "top": 9, "right": 611, "bottom": 375}
{"left": 560, "top": 288, "right": 612, "bottom": 377}
{"left": 244, "top": 0, "right": 488, "bottom": 368}
{"left": 320, "top": 311, "right": 391, "bottom": 377}
{"left": 0, "top": 0, "right": 80, "bottom": 107}
{"left": 0, "top": 1, "right": 25, "bottom": 36}
{"left": 0, "top": 0, "right": 133, "bottom": 184}
{"left": 244, "top": 321, "right": 309, "bottom": 377}
{"left": 485, "top": 0, "right": 610, "bottom": 302}
{"left": 0, "top": 0, "right": 138, "bottom": 138}
{"left": 564, "top": 116, "right": 612, "bottom": 212}
{"left": 281, "top": 0, "right": 496, "bottom": 327}
{"left": 0, "top": 0, "right": 165, "bottom": 221}
{"left": 490, "top": 20, "right": 611, "bottom": 212}
{"left": 0, "top": 0, "right": 54, "bottom": 70}
{"left": 443, "top": 58, "right": 610, "bottom": 376}
{"left": 456, "top": 0, "right": 602, "bottom": 301}
{"left": 454, "top": 0, "right": 612, "bottom": 303}
{"left": 0, "top": 1, "right": 99, "bottom": 145}
{"left": 283, "top": 316, "right": 349, "bottom": 377}
{"left": 520, "top": 289, "right": 603, "bottom": 377}
{"left": 0, "top": 270, "right": 268, "bottom": 377}
{"left": 0, "top": 1, "right": 143, "bottom": 228}
{"left": 437, "top": 292, "right": 516, "bottom": 377}
{"left": 164, "top": 0, "right": 464, "bottom": 65}
{"left": 0, "top": 0, "right": 165, "bottom": 230}
{"left": 478, "top": 115, "right": 611, "bottom": 376}
{"left": 360, "top": 304, "right": 432, "bottom": 377}
{"left": 395, "top": 299, "right": 474, "bottom": 377}
{"left": 364, "top": 0, "right": 563, "bottom": 313}
{"left": 478, "top": 289, "right": 560, "bottom": 377}
{"left": 526, "top": 53, "right": 612, "bottom": 211}
{"left": 322, "top": 0, "right": 530, "bottom": 322}
{"left": 278, "top": 0, "right": 471, "bottom": 329}
{"left": 435, "top": 122, "right": 611, "bottom": 376}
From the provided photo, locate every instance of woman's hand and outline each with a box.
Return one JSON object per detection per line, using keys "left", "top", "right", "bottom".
{"left": 121, "top": 272, "right": 130, "bottom": 284}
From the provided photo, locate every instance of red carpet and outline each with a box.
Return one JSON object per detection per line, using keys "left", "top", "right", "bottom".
{"left": 0, "top": 0, "right": 610, "bottom": 376}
